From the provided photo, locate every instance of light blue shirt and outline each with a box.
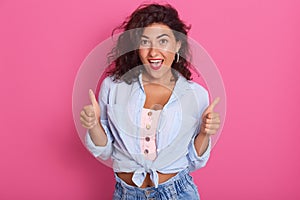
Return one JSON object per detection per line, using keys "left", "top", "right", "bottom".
{"left": 85, "top": 73, "right": 211, "bottom": 188}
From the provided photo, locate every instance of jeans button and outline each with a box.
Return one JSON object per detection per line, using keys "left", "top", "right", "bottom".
{"left": 145, "top": 190, "right": 150, "bottom": 196}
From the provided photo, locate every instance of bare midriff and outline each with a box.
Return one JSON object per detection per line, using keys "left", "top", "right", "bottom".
{"left": 116, "top": 172, "right": 178, "bottom": 188}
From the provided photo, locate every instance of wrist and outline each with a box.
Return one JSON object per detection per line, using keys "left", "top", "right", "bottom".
{"left": 199, "top": 129, "right": 209, "bottom": 137}
{"left": 89, "top": 122, "right": 101, "bottom": 133}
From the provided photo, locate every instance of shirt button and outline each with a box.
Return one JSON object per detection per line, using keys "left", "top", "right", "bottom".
{"left": 146, "top": 124, "right": 151, "bottom": 129}
{"left": 145, "top": 136, "right": 150, "bottom": 142}
{"left": 148, "top": 111, "right": 152, "bottom": 116}
{"left": 144, "top": 149, "right": 149, "bottom": 154}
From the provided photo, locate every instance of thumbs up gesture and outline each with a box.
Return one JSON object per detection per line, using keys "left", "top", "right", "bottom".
{"left": 80, "top": 89, "right": 101, "bottom": 130}
{"left": 200, "top": 97, "right": 221, "bottom": 135}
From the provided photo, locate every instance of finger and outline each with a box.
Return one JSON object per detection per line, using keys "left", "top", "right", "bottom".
{"left": 80, "top": 117, "right": 91, "bottom": 128}
{"left": 204, "top": 123, "right": 220, "bottom": 130}
{"left": 204, "top": 128, "right": 218, "bottom": 135}
{"left": 80, "top": 111, "right": 96, "bottom": 124}
{"left": 80, "top": 117, "right": 97, "bottom": 128}
{"left": 205, "top": 112, "right": 220, "bottom": 119}
{"left": 206, "top": 97, "right": 220, "bottom": 113}
{"left": 203, "top": 119, "right": 221, "bottom": 125}
{"left": 81, "top": 122, "right": 96, "bottom": 129}
{"left": 80, "top": 117, "right": 96, "bottom": 125}
{"left": 89, "top": 89, "right": 98, "bottom": 108}
{"left": 80, "top": 108, "right": 96, "bottom": 122}
{"left": 83, "top": 105, "right": 95, "bottom": 117}
{"left": 80, "top": 117, "right": 90, "bottom": 127}
{"left": 203, "top": 114, "right": 220, "bottom": 124}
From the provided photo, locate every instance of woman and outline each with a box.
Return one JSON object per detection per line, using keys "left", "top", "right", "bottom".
{"left": 80, "top": 3, "right": 220, "bottom": 199}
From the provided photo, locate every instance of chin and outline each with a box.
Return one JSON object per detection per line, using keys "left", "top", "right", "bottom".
{"left": 144, "top": 67, "right": 172, "bottom": 81}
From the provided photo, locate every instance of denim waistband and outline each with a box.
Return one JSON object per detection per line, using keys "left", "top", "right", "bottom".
{"left": 113, "top": 168, "right": 199, "bottom": 200}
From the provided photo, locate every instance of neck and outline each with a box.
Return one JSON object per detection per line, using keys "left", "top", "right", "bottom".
{"left": 142, "top": 71, "right": 176, "bottom": 87}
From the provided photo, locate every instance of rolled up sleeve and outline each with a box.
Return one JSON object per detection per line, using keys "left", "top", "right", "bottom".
{"left": 85, "top": 77, "right": 114, "bottom": 160}
{"left": 187, "top": 135, "right": 211, "bottom": 172}
{"left": 85, "top": 125, "right": 113, "bottom": 160}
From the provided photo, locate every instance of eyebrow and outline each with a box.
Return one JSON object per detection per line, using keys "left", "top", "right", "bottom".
{"left": 141, "top": 33, "right": 170, "bottom": 39}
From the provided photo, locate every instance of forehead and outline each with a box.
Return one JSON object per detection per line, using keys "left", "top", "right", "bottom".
{"left": 142, "top": 23, "right": 175, "bottom": 38}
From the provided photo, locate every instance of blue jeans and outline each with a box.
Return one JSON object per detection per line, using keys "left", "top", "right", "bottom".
{"left": 113, "top": 168, "right": 200, "bottom": 200}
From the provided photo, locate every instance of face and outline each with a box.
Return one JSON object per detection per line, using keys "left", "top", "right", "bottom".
{"left": 138, "top": 23, "right": 181, "bottom": 82}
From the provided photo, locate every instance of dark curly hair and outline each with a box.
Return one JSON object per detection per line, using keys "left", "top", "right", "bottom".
{"left": 107, "top": 3, "right": 192, "bottom": 83}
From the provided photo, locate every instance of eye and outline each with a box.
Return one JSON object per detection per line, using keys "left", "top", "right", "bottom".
{"left": 159, "top": 38, "right": 168, "bottom": 45}
{"left": 140, "top": 39, "right": 150, "bottom": 47}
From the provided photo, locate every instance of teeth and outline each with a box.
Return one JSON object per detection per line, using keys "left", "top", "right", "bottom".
{"left": 149, "top": 60, "right": 163, "bottom": 65}
{"left": 149, "top": 60, "right": 162, "bottom": 67}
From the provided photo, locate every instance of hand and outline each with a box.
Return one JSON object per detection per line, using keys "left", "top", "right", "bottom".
{"left": 80, "top": 89, "right": 101, "bottom": 129}
{"left": 200, "top": 97, "right": 221, "bottom": 135}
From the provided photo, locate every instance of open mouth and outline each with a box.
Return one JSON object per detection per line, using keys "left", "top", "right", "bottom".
{"left": 148, "top": 59, "right": 164, "bottom": 70}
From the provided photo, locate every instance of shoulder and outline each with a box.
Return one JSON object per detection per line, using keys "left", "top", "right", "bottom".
{"left": 187, "top": 81, "right": 209, "bottom": 98}
{"left": 100, "top": 75, "right": 141, "bottom": 105}
{"left": 184, "top": 79, "right": 210, "bottom": 111}
{"left": 177, "top": 75, "right": 208, "bottom": 98}
{"left": 101, "top": 75, "right": 115, "bottom": 87}
{"left": 100, "top": 75, "right": 138, "bottom": 97}
{"left": 101, "top": 75, "right": 136, "bottom": 87}
{"left": 100, "top": 75, "right": 124, "bottom": 91}
{"left": 99, "top": 76, "right": 116, "bottom": 100}
{"left": 175, "top": 76, "right": 209, "bottom": 118}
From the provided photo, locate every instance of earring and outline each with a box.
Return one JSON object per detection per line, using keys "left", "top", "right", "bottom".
{"left": 175, "top": 52, "right": 180, "bottom": 63}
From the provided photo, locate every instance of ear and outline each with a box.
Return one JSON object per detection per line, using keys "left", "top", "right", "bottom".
{"left": 176, "top": 40, "right": 182, "bottom": 52}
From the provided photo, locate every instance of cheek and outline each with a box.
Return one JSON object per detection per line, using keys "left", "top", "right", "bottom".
{"left": 160, "top": 45, "right": 177, "bottom": 58}
{"left": 163, "top": 42, "right": 178, "bottom": 52}
{"left": 163, "top": 52, "right": 175, "bottom": 62}
{"left": 138, "top": 49, "right": 147, "bottom": 60}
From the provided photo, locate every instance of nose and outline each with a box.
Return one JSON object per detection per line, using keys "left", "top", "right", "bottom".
{"left": 148, "top": 46, "right": 159, "bottom": 57}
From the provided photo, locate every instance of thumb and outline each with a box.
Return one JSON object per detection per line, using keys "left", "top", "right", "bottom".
{"left": 89, "top": 89, "right": 100, "bottom": 119}
{"left": 89, "top": 89, "right": 98, "bottom": 108}
{"left": 203, "top": 97, "right": 220, "bottom": 117}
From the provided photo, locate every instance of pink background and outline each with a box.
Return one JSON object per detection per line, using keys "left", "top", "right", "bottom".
{"left": 0, "top": 0, "right": 299, "bottom": 199}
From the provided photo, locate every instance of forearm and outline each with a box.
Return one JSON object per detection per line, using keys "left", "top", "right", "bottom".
{"left": 88, "top": 123, "right": 108, "bottom": 146}
{"left": 194, "top": 132, "right": 210, "bottom": 157}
